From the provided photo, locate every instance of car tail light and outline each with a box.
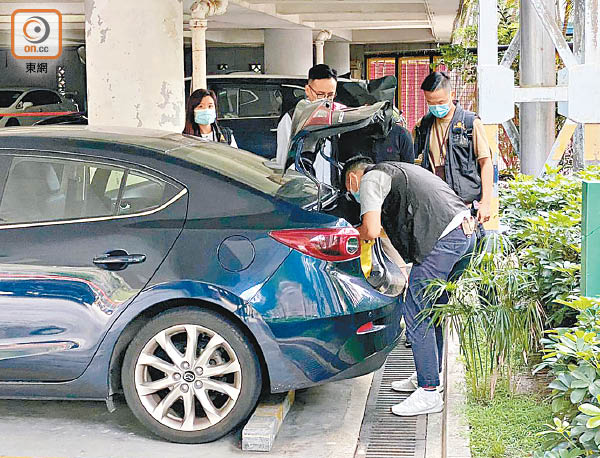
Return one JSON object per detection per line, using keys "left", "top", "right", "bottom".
{"left": 269, "top": 227, "right": 361, "bottom": 262}
{"left": 304, "top": 103, "right": 333, "bottom": 127}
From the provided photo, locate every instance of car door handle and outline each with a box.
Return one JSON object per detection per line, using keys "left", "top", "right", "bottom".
{"left": 93, "top": 250, "right": 146, "bottom": 271}
{"left": 270, "top": 128, "right": 278, "bottom": 132}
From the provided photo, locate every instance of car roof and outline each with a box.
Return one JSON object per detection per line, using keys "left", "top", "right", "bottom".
{"left": 0, "top": 87, "right": 56, "bottom": 92}
{"left": 0, "top": 125, "right": 186, "bottom": 151}
{"left": 0, "top": 126, "right": 283, "bottom": 194}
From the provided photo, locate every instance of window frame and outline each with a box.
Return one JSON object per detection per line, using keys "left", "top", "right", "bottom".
{"left": 0, "top": 149, "right": 187, "bottom": 230}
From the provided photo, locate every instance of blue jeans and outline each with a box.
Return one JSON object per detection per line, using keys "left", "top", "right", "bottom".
{"left": 402, "top": 226, "right": 475, "bottom": 387}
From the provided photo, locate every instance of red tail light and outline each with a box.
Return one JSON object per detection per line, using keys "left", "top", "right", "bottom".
{"left": 269, "top": 227, "right": 361, "bottom": 262}
{"left": 304, "top": 104, "right": 334, "bottom": 127}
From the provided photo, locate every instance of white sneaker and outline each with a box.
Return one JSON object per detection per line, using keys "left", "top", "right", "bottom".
{"left": 391, "top": 371, "right": 418, "bottom": 392}
{"left": 391, "top": 388, "right": 444, "bottom": 416}
{"left": 391, "top": 372, "right": 444, "bottom": 393}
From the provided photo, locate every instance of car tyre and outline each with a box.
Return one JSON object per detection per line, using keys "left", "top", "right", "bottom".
{"left": 5, "top": 118, "right": 19, "bottom": 127}
{"left": 121, "top": 307, "right": 262, "bottom": 443}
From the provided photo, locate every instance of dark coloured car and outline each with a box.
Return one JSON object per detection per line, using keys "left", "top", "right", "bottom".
{"left": 33, "top": 112, "right": 88, "bottom": 126}
{"left": 0, "top": 124, "right": 402, "bottom": 443}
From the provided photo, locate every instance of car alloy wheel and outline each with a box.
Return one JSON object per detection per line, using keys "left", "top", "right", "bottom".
{"left": 135, "top": 324, "right": 242, "bottom": 431}
{"left": 121, "top": 308, "right": 261, "bottom": 443}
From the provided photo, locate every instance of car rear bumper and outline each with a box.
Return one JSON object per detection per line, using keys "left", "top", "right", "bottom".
{"left": 263, "top": 299, "right": 403, "bottom": 392}
{"left": 247, "top": 250, "right": 403, "bottom": 392}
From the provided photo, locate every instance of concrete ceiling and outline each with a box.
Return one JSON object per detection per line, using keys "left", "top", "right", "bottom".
{"left": 0, "top": 0, "right": 460, "bottom": 47}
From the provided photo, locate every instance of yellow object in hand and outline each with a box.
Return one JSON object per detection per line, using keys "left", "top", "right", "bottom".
{"left": 360, "top": 239, "right": 375, "bottom": 278}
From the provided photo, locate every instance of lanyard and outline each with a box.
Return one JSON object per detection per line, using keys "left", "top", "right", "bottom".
{"left": 435, "top": 120, "right": 451, "bottom": 166}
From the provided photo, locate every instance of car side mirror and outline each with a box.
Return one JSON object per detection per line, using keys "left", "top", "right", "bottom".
{"left": 20, "top": 101, "right": 33, "bottom": 110}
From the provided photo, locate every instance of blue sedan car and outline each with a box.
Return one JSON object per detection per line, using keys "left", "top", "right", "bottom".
{"left": 0, "top": 126, "right": 402, "bottom": 443}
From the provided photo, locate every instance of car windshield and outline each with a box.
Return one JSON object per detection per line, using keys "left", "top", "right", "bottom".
{"left": 168, "top": 135, "right": 335, "bottom": 208}
{"left": 0, "top": 90, "right": 22, "bottom": 108}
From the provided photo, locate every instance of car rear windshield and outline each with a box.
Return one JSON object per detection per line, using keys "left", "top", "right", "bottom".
{"left": 168, "top": 135, "right": 334, "bottom": 208}
{"left": 0, "top": 91, "right": 22, "bottom": 108}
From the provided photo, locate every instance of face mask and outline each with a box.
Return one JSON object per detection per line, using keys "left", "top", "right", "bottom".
{"left": 194, "top": 108, "right": 216, "bottom": 126}
{"left": 428, "top": 103, "right": 451, "bottom": 118}
{"left": 349, "top": 176, "right": 360, "bottom": 202}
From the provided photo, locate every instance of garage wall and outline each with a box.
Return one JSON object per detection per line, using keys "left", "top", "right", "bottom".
{"left": 0, "top": 48, "right": 87, "bottom": 112}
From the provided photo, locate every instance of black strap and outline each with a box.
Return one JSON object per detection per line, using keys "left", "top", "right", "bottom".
{"left": 214, "top": 124, "right": 233, "bottom": 145}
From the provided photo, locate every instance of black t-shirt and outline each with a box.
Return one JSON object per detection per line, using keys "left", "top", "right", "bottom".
{"left": 338, "top": 124, "right": 414, "bottom": 164}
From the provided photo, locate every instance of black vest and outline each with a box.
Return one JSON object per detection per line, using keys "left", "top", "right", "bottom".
{"left": 365, "top": 162, "right": 467, "bottom": 264}
{"left": 415, "top": 104, "right": 481, "bottom": 204}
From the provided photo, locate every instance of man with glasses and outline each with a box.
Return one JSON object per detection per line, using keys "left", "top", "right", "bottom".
{"left": 275, "top": 64, "right": 339, "bottom": 185}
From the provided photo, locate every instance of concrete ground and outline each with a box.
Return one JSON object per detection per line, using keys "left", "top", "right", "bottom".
{"left": 0, "top": 374, "right": 372, "bottom": 458}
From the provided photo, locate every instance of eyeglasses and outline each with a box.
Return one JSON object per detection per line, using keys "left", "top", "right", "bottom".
{"left": 308, "top": 85, "right": 336, "bottom": 100}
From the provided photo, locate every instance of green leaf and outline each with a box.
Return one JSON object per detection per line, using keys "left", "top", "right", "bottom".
{"left": 571, "top": 380, "right": 589, "bottom": 389}
{"left": 589, "top": 381, "right": 600, "bottom": 398}
{"left": 580, "top": 431, "right": 595, "bottom": 443}
{"left": 571, "top": 389, "right": 586, "bottom": 404}
{"left": 586, "top": 415, "right": 600, "bottom": 429}
{"left": 594, "top": 429, "right": 600, "bottom": 445}
{"left": 579, "top": 404, "right": 600, "bottom": 416}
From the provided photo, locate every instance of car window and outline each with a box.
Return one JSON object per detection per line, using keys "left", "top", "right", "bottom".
{"left": 239, "top": 87, "right": 282, "bottom": 118}
{"left": 216, "top": 88, "right": 239, "bottom": 119}
{"left": 214, "top": 85, "right": 282, "bottom": 119}
{"left": 0, "top": 156, "right": 181, "bottom": 225}
{"left": 0, "top": 90, "right": 22, "bottom": 108}
{"left": 22, "top": 90, "right": 61, "bottom": 107}
{"left": 116, "top": 170, "right": 177, "bottom": 215}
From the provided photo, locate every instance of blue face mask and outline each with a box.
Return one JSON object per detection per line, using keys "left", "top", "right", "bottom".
{"left": 194, "top": 108, "right": 216, "bottom": 126}
{"left": 428, "top": 103, "right": 451, "bottom": 118}
{"left": 349, "top": 176, "right": 360, "bottom": 202}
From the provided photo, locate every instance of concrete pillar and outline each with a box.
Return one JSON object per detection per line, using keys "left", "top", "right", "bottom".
{"left": 264, "top": 29, "right": 313, "bottom": 76}
{"left": 190, "top": 1, "right": 228, "bottom": 91}
{"left": 325, "top": 41, "right": 350, "bottom": 75}
{"left": 314, "top": 30, "right": 332, "bottom": 65}
{"left": 519, "top": 0, "right": 556, "bottom": 176}
{"left": 84, "top": 0, "right": 184, "bottom": 132}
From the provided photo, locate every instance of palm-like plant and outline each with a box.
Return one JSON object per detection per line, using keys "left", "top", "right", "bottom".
{"left": 423, "top": 233, "right": 545, "bottom": 400}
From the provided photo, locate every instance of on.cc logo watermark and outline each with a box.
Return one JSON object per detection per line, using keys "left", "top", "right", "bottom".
{"left": 11, "top": 9, "right": 62, "bottom": 60}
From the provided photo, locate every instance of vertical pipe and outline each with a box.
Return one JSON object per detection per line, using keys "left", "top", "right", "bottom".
{"left": 315, "top": 42, "right": 325, "bottom": 65}
{"left": 190, "top": 18, "right": 208, "bottom": 91}
{"left": 520, "top": 0, "right": 557, "bottom": 176}
{"left": 478, "top": 0, "right": 500, "bottom": 230}
{"left": 572, "top": 0, "right": 585, "bottom": 170}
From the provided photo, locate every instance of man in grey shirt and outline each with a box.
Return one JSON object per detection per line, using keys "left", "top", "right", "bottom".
{"left": 344, "top": 156, "right": 475, "bottom": 416}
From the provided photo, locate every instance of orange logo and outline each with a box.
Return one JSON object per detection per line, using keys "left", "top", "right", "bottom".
{"left": 11, "top": 9, "right": 62, "bottom": 60}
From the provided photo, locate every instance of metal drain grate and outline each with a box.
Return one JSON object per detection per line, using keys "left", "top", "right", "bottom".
{"left": 355, "top": 338, "right": 427, "bottom": 458}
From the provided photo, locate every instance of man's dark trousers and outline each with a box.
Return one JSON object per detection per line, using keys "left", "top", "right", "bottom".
{"left": 401, "top": 226, "right": 475, "bottom": 387}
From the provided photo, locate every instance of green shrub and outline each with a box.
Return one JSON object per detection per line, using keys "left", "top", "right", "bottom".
{"left": 500, "top": 166, "right": 600, "bottom": 328}
{"left": 534, "top": 297, "right": 600, "bottom": 457}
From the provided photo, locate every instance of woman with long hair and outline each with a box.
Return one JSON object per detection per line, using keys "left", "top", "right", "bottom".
{"left": 183, "top": 89, "right": 237, "bottom": 147}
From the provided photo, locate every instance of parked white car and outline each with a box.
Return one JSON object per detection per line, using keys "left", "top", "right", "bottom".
{"left": 0, "top": 88, "right": 79, "bottom": 127}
